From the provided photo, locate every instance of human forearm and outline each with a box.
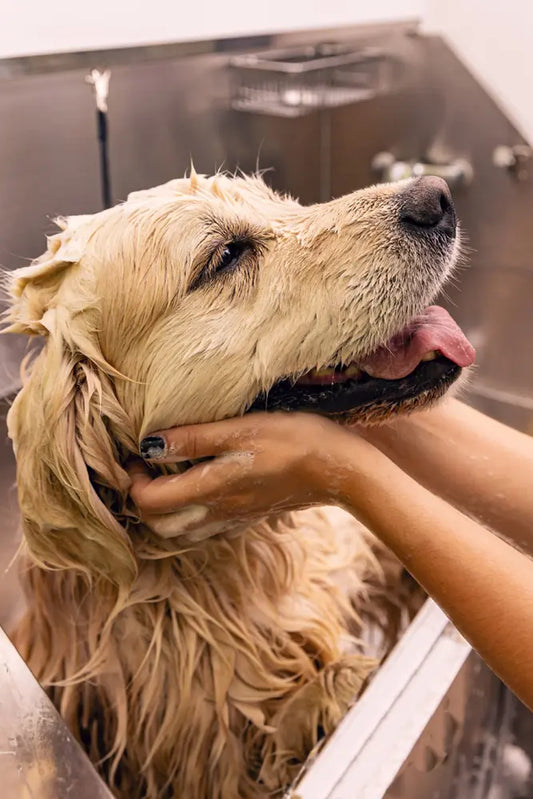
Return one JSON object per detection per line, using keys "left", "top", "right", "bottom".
{"left": 336, "top": 448, "right": 533, "bottom": 710}
{"left": 361, "top": 399, "right": 533, "bottom": 553}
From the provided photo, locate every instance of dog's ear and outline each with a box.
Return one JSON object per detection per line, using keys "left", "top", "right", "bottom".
{"left": 5, "top": 222, "right": 138, "bottom": 587}
{"left": 7, "top": 337, "right": 138, "bottom": 586}
{"left": 4, "top": 215, "right": 128, "bottom": 376}
{"left": 4, "top": 215, "right": 95, "bottom": 337}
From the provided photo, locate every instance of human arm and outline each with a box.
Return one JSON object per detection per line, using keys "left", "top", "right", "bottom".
{"left": 129, "top": 411, "right": 533, "bottom": 710}
{"left": 360, "top": 398, "right": 533, "bottom": 554}
{"left": 335, "top": 442, "right": 533, "bottom": 713}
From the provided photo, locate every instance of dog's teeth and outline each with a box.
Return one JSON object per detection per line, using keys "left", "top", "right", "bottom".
{"left": 421, "top": 350, "right": 437, "bottom": 361}
{"left": 313, "top": 367, "right": 335, "bottom": 377}
{"left": 344, "top": 365, "right": 363, "bottom": 378}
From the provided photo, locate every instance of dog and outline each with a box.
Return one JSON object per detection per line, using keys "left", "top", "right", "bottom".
{"left": 4, "top": 170, "right": 472, "bottom": 798}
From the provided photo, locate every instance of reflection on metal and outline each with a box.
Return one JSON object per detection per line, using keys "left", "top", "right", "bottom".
{"left": 372, "top": 150, "right": 474, "bottom": 188}
{"left": 0, "top": 626, "right": 113, "bottom": 799}
{"left": 471, "top": 381, "right": 533, "bottom": 412}
{"left": 493, "top": 144, "right": 532, "bottom": 181}
{"left": 291, "top": 600, "right": 532, "bottom": 799}
{"left": 230, "top": 45, "right": 392, "bottom": 116}
{"left": 290, "top": 600, "right": 470, "bottom": 798}
{"left": 438, "top": 262, "right": 533, "bottom": 432}
{"left": 0, "top": 398, "right": 23, "bottom": 633}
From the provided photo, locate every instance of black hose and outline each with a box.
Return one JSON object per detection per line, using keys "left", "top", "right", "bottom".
{"left": 97, "top": 108, "right": 112, "bottom": 209}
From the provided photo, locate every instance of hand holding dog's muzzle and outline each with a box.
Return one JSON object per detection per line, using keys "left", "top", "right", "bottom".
{"left": 127, "top": 412, "right": 375, "bottom": 538}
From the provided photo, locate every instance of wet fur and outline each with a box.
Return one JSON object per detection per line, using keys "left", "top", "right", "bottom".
{"left": 4, "top": 172, "right": 458, "bottom": 798}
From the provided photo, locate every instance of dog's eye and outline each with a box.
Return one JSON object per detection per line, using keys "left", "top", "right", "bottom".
{"left": 192, "top": 235, "right": 260, "bottom": 290}
{"left": 215, "top": 241, "right": 251, "bottom": 273}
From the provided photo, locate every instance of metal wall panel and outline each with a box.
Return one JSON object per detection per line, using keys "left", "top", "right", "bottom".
{"left": 1, "top": 23, "right": 532, "bottom": 798}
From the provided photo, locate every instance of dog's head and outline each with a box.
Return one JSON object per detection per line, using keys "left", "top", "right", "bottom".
{"left": 5, "top": 171, "right": 473, "bottom": 581}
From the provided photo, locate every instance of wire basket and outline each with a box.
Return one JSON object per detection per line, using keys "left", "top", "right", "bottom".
{"left": 230, "top": 43, "right": 391, "bottom": 117}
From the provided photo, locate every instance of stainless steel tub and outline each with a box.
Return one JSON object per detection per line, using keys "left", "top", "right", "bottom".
{"left": 0, "top": 397, "right": 23, "bottom": 634}
{"left": 0, "top": 625, "right": 113, "bottom": 799}
{"left": 290, "top": 602, "right": 528, "bottom": 799}
{"left": 1, "top": 20, "right": 532, "bottom": 799}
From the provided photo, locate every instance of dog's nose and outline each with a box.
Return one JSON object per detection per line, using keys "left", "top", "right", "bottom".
{"left": 399, "top": 176, "right": 456, "bottom": 235}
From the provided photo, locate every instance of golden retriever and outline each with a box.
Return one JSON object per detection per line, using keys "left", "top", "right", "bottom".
{"left": 4, "top": 170, "right": 472, "bottom": 798}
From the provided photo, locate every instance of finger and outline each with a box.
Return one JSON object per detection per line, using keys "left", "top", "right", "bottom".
{"left": 125, "top": 457, "right": 154, "bottom": 490}
{"left": 138, "top": 413, "right": 275, "bottom": 463}
{"left": 129, "top": 454, "right": 250, "bottom": 515}
{"left": 127, "top": 456, "right": 236, "bottom": 538}
{"left": 143, "top": 505, "right": 249, "bottom": 540}
{"left": 143, "top": 506, "right": 220, "bottom": 539}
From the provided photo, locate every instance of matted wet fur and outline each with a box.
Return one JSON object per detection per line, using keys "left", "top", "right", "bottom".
{"left": 4, "top": 171, "right": 458, "bottom": 798}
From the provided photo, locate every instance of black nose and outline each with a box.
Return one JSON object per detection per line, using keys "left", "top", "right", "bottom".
{"left": 399, "top": 176, "right": 456, "bottom": 235}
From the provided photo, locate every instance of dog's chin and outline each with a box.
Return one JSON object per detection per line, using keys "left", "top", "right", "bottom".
{"left": 247, "top": 356, "right": 462, "bottom": 426}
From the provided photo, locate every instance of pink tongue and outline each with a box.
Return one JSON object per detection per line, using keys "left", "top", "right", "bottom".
{"left": 358, "top": 306, "right": 476, "bottom": 380}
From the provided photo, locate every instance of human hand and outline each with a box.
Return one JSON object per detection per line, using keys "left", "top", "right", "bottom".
{"left": 128, "top": 412, "right": 371, "bottom": 538}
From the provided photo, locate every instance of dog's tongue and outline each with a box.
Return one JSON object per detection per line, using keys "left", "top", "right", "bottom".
{"left": 358, "top": 306, "right": 475, "bottom": 380}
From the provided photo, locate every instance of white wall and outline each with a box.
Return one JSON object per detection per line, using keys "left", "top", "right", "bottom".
{"left": 423, "top": 0, "right": 533, "bottom": 144}
{"left": 2, "top": 0, "right": 422, "bottom": 59}
{"left": 5, "top": 0, "right": 532, "bottom": 144}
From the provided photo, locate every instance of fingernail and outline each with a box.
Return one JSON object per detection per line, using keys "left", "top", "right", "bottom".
{"left": 140, "top": 436, "right": 166, "bottom": 460}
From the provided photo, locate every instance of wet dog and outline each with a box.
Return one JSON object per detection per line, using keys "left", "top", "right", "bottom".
{"left": 5, "top": 171, "right": 473, "bottom": 798}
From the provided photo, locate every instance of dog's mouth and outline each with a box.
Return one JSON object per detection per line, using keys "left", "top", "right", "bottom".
{"left": 249, "top": 306, "right": 475, "bottom": 422}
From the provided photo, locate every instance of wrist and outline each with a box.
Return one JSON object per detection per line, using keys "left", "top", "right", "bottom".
{"left": 305, "top": 426, "right": 387, "bottom": 509}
